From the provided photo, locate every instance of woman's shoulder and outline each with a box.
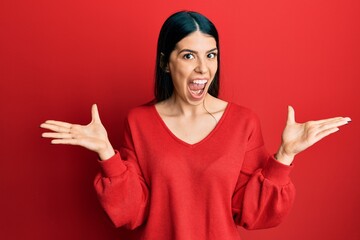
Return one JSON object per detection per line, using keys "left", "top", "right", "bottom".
{"left": 226, "top": 101, "right": 255, "bottom": 115}
{"left": 126, "top": 100, "right": 156, "bottom": 120}
{"left": 209, "top": 96, "right": 253, "bottom": 115}
{"left": 226, "top": 102, "right": 260, "bottom": 128}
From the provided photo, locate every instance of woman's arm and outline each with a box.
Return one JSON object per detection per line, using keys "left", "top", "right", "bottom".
{"left": 94, "top": 149, "right": 150, "bottom": 229}
{"left": 232, "top": 107, "right": 350, "bottom": 229}
{"left": 41, "top": 104, "right": 150, "bottom": 229}
{"left": 232, "top": 146, "right": 295, "bottom": 229}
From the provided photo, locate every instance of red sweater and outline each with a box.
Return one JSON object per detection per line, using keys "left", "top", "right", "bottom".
{"left": 94, "top": 103, "right": 295, "bottom": 240}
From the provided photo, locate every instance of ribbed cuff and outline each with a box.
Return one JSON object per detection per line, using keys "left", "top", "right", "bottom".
{"left": 262, "top": 155, "right": 293, "bottom": 185}
{"left": 98, "top": 150, "right": 127, "bottom": 177}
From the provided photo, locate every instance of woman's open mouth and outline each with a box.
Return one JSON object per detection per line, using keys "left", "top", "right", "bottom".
{"left": 188, "top": 79, "right": 208, "bottom": 99}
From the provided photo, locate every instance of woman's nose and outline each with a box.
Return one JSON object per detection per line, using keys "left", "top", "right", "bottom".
{"left": 194, "top": 58, "right": 208, "bottom": 74}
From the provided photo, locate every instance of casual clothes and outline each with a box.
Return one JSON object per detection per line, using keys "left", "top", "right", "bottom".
{"left": 94, "top": 102, "right": 295, "bottom": 240}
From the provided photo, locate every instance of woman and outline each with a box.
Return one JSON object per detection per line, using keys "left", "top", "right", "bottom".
{"left": 40, "top": 11, "right": 350, "bottom": 239}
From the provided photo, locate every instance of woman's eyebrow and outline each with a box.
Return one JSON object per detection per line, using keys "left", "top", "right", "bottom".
{"left": 207, "top": 48, "right": 218, "bottom": 53}
{"left": 178, "top": 48, "right": 218, "bottom": 54}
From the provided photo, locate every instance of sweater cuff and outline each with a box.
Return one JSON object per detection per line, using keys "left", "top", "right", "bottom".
{"left": 261, "top": 155, "right": 293, "bottom": 185}
{"left": 98, "top": 150, "right": 127, "bottom": 177}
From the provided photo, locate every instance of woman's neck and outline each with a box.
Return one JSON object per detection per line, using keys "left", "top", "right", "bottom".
{"left": 164, "top": 94, "right": 212, "bottom": 117}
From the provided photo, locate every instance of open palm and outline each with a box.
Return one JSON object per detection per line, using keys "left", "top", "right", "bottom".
{"left": 277, "top": 106, "right": 350, "bottom": 165}
{"left": 41, "top": 104, "right": 115, "bottom": 160}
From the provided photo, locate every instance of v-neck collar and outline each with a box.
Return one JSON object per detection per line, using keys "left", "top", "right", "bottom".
{"left": 152, "top": 102, "right": 232, "bottom": 148}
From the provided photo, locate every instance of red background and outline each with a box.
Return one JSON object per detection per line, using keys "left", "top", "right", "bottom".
{"left": 1, "top": 0, "right": 359, "bottom": 239}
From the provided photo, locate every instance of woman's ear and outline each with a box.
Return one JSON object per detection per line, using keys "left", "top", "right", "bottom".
{"left": 160, "top": 52, "right": 170, "bottom": 73}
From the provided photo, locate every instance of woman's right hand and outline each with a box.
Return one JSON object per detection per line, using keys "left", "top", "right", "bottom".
{"left": 40, "top": 104, "right": 115, "bottom": 160}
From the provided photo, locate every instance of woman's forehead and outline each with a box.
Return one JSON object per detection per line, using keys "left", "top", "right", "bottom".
{"left": 175, "top": 31, "right": 217, "bottom": 52}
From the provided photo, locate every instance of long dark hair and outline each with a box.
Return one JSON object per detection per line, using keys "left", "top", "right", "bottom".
{"left": 154, "top": 11, "right": 220, "bottom": 102}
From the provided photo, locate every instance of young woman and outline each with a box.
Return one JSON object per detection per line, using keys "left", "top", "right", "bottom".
{"left": 40, "top": 11, "right": 350, "bottom": 240}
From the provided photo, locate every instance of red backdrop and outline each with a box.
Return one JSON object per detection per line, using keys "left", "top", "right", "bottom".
{"left": 1, "top": 0, "right": 359, "bottom": 239}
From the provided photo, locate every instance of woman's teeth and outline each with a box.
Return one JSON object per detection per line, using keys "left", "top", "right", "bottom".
{"left": 191, "top": 90, "right": 203, "bottom": 95}
{"left": 189, "top": 80, "right": 208, "bottom": 89}
{"left": 192, "top": 80, "right": 208, "bottom": 85}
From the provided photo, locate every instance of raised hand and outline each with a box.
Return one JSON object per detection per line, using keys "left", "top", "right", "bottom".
{"left": 40, "top": 104, "right": 115, "bottom": 160}
{"left": 275, "top": 106, "right": 351, "bottom": 165}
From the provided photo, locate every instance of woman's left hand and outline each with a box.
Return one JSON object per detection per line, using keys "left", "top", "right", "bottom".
{"left": 275, "top": 106, "right": 351, "bottom": 165}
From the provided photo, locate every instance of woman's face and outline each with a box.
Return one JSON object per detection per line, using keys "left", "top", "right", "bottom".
{"left": 167, "top": 31, "right": 218, "bottom": 105}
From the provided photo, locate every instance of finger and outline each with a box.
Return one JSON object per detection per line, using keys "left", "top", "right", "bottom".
{"left": 42, "top": 132, "right": 73, "bottom": 139}
{"left": 40, "top": 123, "right": 70, "bottom": 133}
{"left": 91, "top": 104, "right": 102, "bottom": 123}
{"left": 318, "top": 118, "right": 350, "bottom": 131}
{"left": 287, "top": 106, "right": 296, "bottom": 124}
{"left": 51, "top": 139, "right": 80, "bottom": 145}
{"left": 314, "top": 127, "right": 340, "bottom": 142}
{"left": 42, "top": 120, "right": 72, "bottom": 128}
{"left": 312, "top": 116, "right": 351, "bottom": 125}
{"left": 311, "top": 117, "right": 350, "bottom": 131}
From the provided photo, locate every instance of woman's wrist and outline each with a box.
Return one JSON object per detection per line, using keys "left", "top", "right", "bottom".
{"left": 98, "top": 141, "right": 115, "bottom": 161}
{"left": 275, "top": 146, "right": 294, "bottom": 166}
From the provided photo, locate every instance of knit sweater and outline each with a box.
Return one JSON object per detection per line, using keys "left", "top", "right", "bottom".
{"left": 94, "top": 102, "right": 295, "bottom": 240}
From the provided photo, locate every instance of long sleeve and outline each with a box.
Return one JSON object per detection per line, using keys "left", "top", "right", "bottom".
{"left": 231, "top": 114, "right": 296, "bottom": 230}
{"left": 94, "top": 118, "right": 149, "bottom": 230}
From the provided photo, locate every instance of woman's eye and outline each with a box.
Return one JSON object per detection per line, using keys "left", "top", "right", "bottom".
{"left": 207, "top": 53, "right": 217, "bottom": 59}
{"left": 183, "top": 53, "right": 195, "bottom": 60}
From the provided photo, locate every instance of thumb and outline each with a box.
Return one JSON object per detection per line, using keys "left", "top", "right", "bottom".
{"left": 91, "top": 104, "right": 102, "bottom": 123}
{"left": 287, "top": 105, "right": 296, "bottom": 124}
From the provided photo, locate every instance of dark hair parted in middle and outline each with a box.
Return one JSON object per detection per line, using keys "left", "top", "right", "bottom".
{"left": 154, "top": 11, "right": 220, "bottom": 102}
